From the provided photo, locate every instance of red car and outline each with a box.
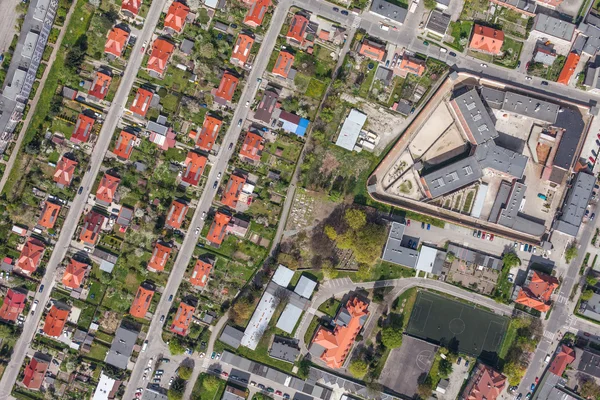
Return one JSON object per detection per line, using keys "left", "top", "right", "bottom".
{"left": 590, "top": 156, "right": 596, "bottom": 163}
{"left": 535, "top": 377, "right": 539, "bottom": 384}
{"left": 481, "top": 231, "right": 486, "bottom": 239}
{"left": 221, "top": 372, "right": 229, "bottom": 377}
{"left": 276, "top": 391, "right": 283, "bottom": 396}
{"left": 489, "top": 234, "right": 494, "bottom": 241}
{"left": 407, "top": 219, "right": 411, "bottom": 226}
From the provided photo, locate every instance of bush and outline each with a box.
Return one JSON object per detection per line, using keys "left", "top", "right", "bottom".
{"left": 348, "top": 359, "right": 368, "bottom": 378}
{"left": 381, "top": 326, "right": 403, "bottom": 348}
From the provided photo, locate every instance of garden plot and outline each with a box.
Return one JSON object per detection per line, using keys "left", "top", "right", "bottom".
{"left": 408, "top": 102, "right": 454, "bottom": 158}
{"left": 390, "top": 169, "right": 422, "bottom": 200}
{"left": 382, "top": 150, "right": 414, "bottom": 189}
{"left": 421, "top": 124, "right": 467, "bottom": 164}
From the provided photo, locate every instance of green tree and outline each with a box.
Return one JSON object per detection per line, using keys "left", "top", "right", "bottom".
{"left": 202, "top": 374, "right": 222, "bottom": 392}
{"left": 168, "top": 377, "right": 186, "bottom": 400}
{"left": 322, "top": 259, "right": 338, "bottom": 280}
{"left": 381, "top": 326, "right": 403, "bottom": 348}
{"left": 324, "top": 225, "right": 337, "bottom": 241}
{"left": 504, "top": 361, "right": 526, "bottom": 386}
{"left": 502, "top": 252, "right": 521, "bottom": 269}
{"left": 356, "top": 264, "right": 371, "bottom": 281}
{"left": 587, "top": 276, "right": 598, "bottom": 286}
{"left": 345, "top": 209, "right": 367, "bottom": 231}
{"left": 348, "top": 359, "right": 369, "bottom": 378}
{"left": 417, "top": 380, "right": 433, "bottom": 398}
{"left": 178, "top": 366, "right": 193, "bottom": 380}
{"left": 438, "top": 358, "right": 453, "bottom": 377}
{"left": 565, "top": 244, "right": 578, "bottom": 263}
{"left": 353, "top": 224, "right": 387, "bottom": 264}
{"left": 424, "top": 0, "right": 437, "bottom": 8}
{"left": 579, "top": 378, "right": 600, "bottom": 398}
{"left": 168, "top": 338, "right": 185, "bottom": 355}
{"left": 230, "top": 297, "right": 253, "bottom": 325}
{"left": 582, "top": 289, "right": 594, "bottom": 301}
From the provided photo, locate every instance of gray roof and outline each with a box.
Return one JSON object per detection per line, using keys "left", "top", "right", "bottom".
{"left": 222, "top": 386, "right": 246, "bottom": 400}
{"left": 490, "top": 181, "right": 546, "bottom": 236}
{"left": 422, "top": 156, "right": 483, "bottom": 198}
{"left": 480, "top": 86, "right": 505, "bottom": 109}
{"left": 275, "top": 303, "right": 303, "bottom": 334}
{"left": 255, "top": 89, "right": 279, "bottom": 123}
{"left": 502, "top": 91, "right": 559, "bottom": 124}
{"left": 491, "top": 0, "right": 536, "bottom": 12}
{"left": 381, "top": 222, "right": 419, "bottom": 268}
{"left": 533, "top": 47, "right": 557, "bottom": 66}
{"left": 106, "top": 325, "right": 139, "bottom": 370}
{"left": 141, "top": 387, "right": 168, "bottom": 400}
{"left": 532, "top": 373, "right": 572, "bottom": 400}
{"left": 375, "top": 66, "right": 394, "bottom": 86}
{"left": 335, "top": 109, "right": 367, "bottom": 151}
{"left": 269, "top": 341, "right": 300, "bottom": 363}
{"left": 446, "top": 244, "right": 502, "bottom": 270}
{"left": 426, "top": 10, "right": 451, "bottom": 36}
{"left": 219, "top": 325, "right": 244, "bottom": 349}
{"left": 146, "top": 120, "right": 169, "bottom": 136}
{"left": 533, "top": 14, "right": 575, "bottom": 41}
{"left": 369, "top": 0, "right": 408, "bottom": 24}
{"left": 452, "top": 88, "right": 498, "bottom": 144}
{"left": 415, "top": 245, "right": 446, "bottom": 275}
{"left": 579, "top": 22, "right": 600, "bottom": 56}
{"left": 577, "top": 348, "right": 600, "bottom": 378}
{"left": 497, "top": 181, "right": 525, "bottom": 225}
{"left": 180, "top": 39, "right": 194, "bottom": 55}
{"left": 294, "top": 276, "right": 317, "bottom": 299}
{"left": 556, "top": 172, "right": 595, "bottom": 236}
{"left": 116, "top": 207, "right": 133, "bottom": 226}
{"left": 213, "top": 21, "right": 229, "bottom": 32}
{"left": 553, "top": 107, "right": 586, "bottom": 170}
{"left": 489, "top": 180, "right": 513, "bottom": 223}
{"left": 475, "top": 141, "right": 527, "bottom": 179}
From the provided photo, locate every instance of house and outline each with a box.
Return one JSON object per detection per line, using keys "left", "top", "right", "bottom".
{"left": 533, "top": 44, "right": 557, "bottom": 66}
{"left": 164, "top": 1, "right": 189, "bottom": 33}
{"left": 335, "top": 109, "right": 367, "bottom": 151}
{"left": 533, "top": 14, "right": 575, "bottom": 43}
{"left": 226, "top": 216, "right": 250, "bottom": 237}
{"left": 94, "top": 248, "right": 118, "bottom": 273}
{"left": 425, "top": 10, "right": 451, "bottom": 36}
{"left": 369, "top": 0, "right": 408, "bottom": 25}
{"left": 555, "top": 172, "right": 595, "bottom": 236}
{"left": 462, "top": 363, "right": 506, "bottom": 400}
{"left": 311, "top": 297, "right": 369, "bottom": 369}
{"left": 80, "top": 211, "right": 106, "bottom": 246}
{"left": 105, "top": 26, "right": 129, "bottom": 58}
{"left": 192, "top": 115, "right": 222, "bottom": 151}
{"left": 180, "top": 38, "right": 194, "bottom": 55}
{"left": 62, "top": 259, "right": 89, "bottom": 289}
{"left": 381, "top": 222, "right": 419, "bottom": 268}
{"left": 214, "top": 72, "right": 240, "bottom": 104}
{"left": 130, "top": 88, "right": 154, "bottom": 118}
{"left": 255, "top": 89, "right": 279, "bottom": 122}
{"left": 117, "top": 207, "right": 134, "bottom": 227}
{"left": 166, "top": 199, "right": 189, "bottom": 229}
{"left": 223, "top": 386, "right": 247, "bottom": 400}
{"left": 269, "top": 340, "right": 300, "bottom": 363}
{"left": 96, "top": 173, "right": 120, "bottom": 206}
{"left": 88, "top": 71, "right": 112, "bottom": 101}
{"left": 106, "top": 324, "right": 139, "bottom": 369}
{"left": 147, "top": 38, "right": 175, "bottom": 77}
{"left": 148, "top": 242, "right": 172, "bottom": 272}
{"left": 170, "top": 301, "right": 195, "bottom": 336}
{"left": 129, "top": 284, "right": 154, "bottom": 318}
{"left": 375, "top": 66, "right": 394, "bottom": 86}
{"left": 239, "top": 131, "right": 265, "bottom": 163}
{"left": 243, "top": 0, "right": 270, "bottom": 27}
{"left": 53, "top": 156, "right": 77, "bottom": 187}
{"left": 181, "top": 151, "right": 207, "bottom": 186}
{"left": 71, "top": 113, "right": 96, "bottom": 143}
{"left": 415, "top": 245, "right": 446, "bottom": 275}
{"left": 470, "top": 24, "right": 504, "bottom": 55}
{"left": 39, "top": 201, "right": 61, "bottom": 229}
{"left": 0, "top": 288, "right": 26, "bottom": 322}
{"left": 22, "top": 353, "right": 50, "bottom": 390}
{"left": 121, "top": 0, "right": 141, "bottom": 17}
{"left": 219, "top": 325, "right": 244, "bottom": 349}
{"left": 398, "top": 53, "right": 426, "bottom": 77}
{"left": 221, "top": 174, "right": 246, "bottom": 209}
{"left": 278, "top": 111, "right": 309, "bottom": 137}
{"left": 549, "top": 345, "right": 575, "bottom": 376}
{"left": 272, "top": 51, "right": 295, "bottom": 79}
{"left": 514, "top": 270, "right": 559, "bottom": 312}
{"left": 113, "top": 130, "right": 136, "bottom": 160}
{"left": 206, "top": 212, "right": 231, "bottom": 246}
{"left": 15, "top": 238, "right": 45, "bottom": 276}
{"left": 43, "top": 303, "right": 70, "bottom": 337}
{"left": 557, "top": 52, "right": 580, "bottom": 85}
{"left": 359, "top": 39, "right": 386, "bottom": 62}
{"left": 231, "top": 33, "right": 254, "bottom": 67}
{"left": 93, "top": 373, "right": 121, "bottom": 400}
{"left": 286, "top": 13, "right": 309, "bottom": 45}
{"left": 147, "top": 115, "right": 176, "bottom": 150}
{"left": 190, "top": 259, "right": 213, "bottom": 288}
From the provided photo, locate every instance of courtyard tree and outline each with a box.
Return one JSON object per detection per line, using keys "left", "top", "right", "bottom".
{"left": 348, "top": 359, "right": 369, "bottom": 378}
{"left": 502, "top": 252, "right": 521, "bottom": 269}
{"left": 565, "top": 243, "right": 578, "bottom": 263}
{"left": 581, "top": 289, "right": 594, "bottom": 301}
{"left": 230, "top": 297, "right": 253, "bottom": 325}
{"left": 424, "top": 0, "right": 437, "bottom": 8}
{"left": 168, "top": 337, "right": 185, "bottom": 356}
{"left": 381, "top": 326, "right": 403, "bottom": 348}
{"left": 202, "top": 374, "right": 222, "bottom": 392}
{"left": 178, "top": 366, "right": 193, "bottom": 380}
{"left": 322, "top": 259, "right": 338, "bottom": 280}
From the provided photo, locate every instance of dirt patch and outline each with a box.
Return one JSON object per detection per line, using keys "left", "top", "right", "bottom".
{"left": 421, "top": 125, "right": 467, "bottom": 164}
{"left": 409, "top": 101, "right": 455, "bottom": 158}
{"left": 390, "top": 169, "right": 422, "bottom": 200}
{"left": 98, "top": 311, "right": 120, "bottom": 334}
{"left": 320, "top": 153, "right": 340, "bottom": 176}
{"left": 285, "top": 189, "right": 338, "bottom": 232}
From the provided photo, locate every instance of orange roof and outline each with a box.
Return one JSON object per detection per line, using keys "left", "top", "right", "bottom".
{"left": 206, "top": 212, "right": 231, "bottom": 245}
{"left": 557, "top": 52, "right": 580, "bottom": 85}
{"left": 359, "top": 40, "right": 386, "bottom": 62}
{"left": 232, "top": 34, "right": 254, "bottom": 65}
{"left": 53, "top": 156, "right": 77, "bottom": 186}
{"left": 130, "top": 285, "right": 154, "bottom": 318}
{"left": 514, "top": 271, "right": 559, "bottom": 312}
{"left": 62, "top": 259, "right": 88, "bottom": 289}
{"left": 80, "top": 211, "right": 105, "bottom": 245}
{"left": 22, "top": 356, "right": 49, "bottom": 390}
{"left": 71, "top": 113, "right": 95, "bottom": 143}
{"left": 193, "top": 115, "right": 222, "bottom": 151}
{"left": 39, "top": 201, "right": 61, "bottom": 229}
{"left": 287, "top": 14, "right": 309, "bottom": 44}
{"left": 43, "top": 304, "right": 70, "bottom": 337}
{"left": 221, "top": 174, "right": 246, "bottom": 209}
{"left": 166, "top": 199, "right": 189, "bottom": 229}
{"left": 96, "top": 173, "right": 120, "bottom": 205}
{"left": 464, "top": 364, "right": 506, "bottom": 400}
{"left": 16, "top": 238, "right": 45, "bottom": 276}
{"left": 272, "top": 51, "right": 295, "bottom": 78}
{"left": 113, "top": 130, "right": 136, "bottom": 160}
{"left": 147, "top": 38, "right": 175, "bottom": 75}
{"left": 121, "top": 0, "right": 141, "bottom": 16}
{"left": 165, "top": 1, "right": 189, "bottom": 33}
{"left": 244, "top": 0, "right": 270, "bottom": 27}
{"left": 182, "top": 151, "right": 207, "bottom": 186}
{"left": 470, "top": 24, "right": 504, "bottom": 55}
{"left": 514, "top": 290, "right": 550, "bottom": 311}
{"left": 170, "top": 301, "right": 195, "bottom": 336}
{"left": 399, "top": 54, "right": 426, "bottom": 76}
{"left": 214, "top": 73, "right": 239, "bottom": 103}
{"left": 190, "top": 259, "right": 213, "bottom": 287}
{"left": 105, "top": 26, "right": 129, "bottom": 58}
{"left": 148, "top": 242, "right": 172, "bottom": 272}
{"left": 239, "top": 131, "right": 265, "bottom": 162}
{"left": 89, "top": 71, "right": 112, "bottom": 100}
{"left": 0, "top": 289, "right": 26, "bottom": 322}
{"left": 318, "top": 30, "right": 330, "bottom": 41}
{"left": 312, "top": 297, "right": 369, "bottom": 369}
{"left": 549, "top": 345, "right": 575, "bottom": 376}
{"left": 130, "top": 88, "right": 154, "bottom": 117}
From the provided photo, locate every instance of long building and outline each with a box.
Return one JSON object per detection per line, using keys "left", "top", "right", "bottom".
{"left": 555, "top": 172, "right": 595, "bottom": 236}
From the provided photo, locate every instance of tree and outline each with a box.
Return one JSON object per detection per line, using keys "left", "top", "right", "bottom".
{"left": 581, "top": 289, "right": 594, "bottom": 301}
{"left": 168, "top": 377, "right": 186, "bottom": 400}
{"left": 417, "top": 380, "right": 433, "bottom": 398}
{"left": 168, "top": 338, "right": 185, "bottom": 355}
{"left": 356, "top": 264, "right": 371, "bottom": 281}
{"left": 202, "top": 374, "right": 222, "bottom": 392}
{"left": 381, "top": 326, "right": 403, "bottom": 348}
{"left": 103, "top": 7, "right": 119, "bottom": 23}
{"left": 353, "top": 224, "right": 387, "bottom": 264}
{"left": 345, "top": 209, "right": 367, "bottom": 231}
{"left": 424, "top": 0, "right": 437, "bottom": 8}
{"left": 579, "top": 377, "right": 600, "bottom": 399}
{"left": 438, "top": 358, "right": 453, "bottom": 377}
{"left": 587, "top": 276, "right": 598, "bottom": 286}
{"left": 65, "top": 35, "right": 88, "bottom": 71}
{"left": 198, "top": 42, "right": 216, "bottom": 59}
{"left": 178, "top": 366, "right": 193, "bottom": 380}
{"left": 322, "top": 259, "right": 338, "bottom": 280}
{"left": 348, "top": 359, "right": 369, "bottom": 378}
{"left": 565, "top": 244, "right": 578, "bottom": 263}
{"left": 230, "top": 297, "right": 253, "bottom": 325}
{"left": 503, "top": 360, "right": 526, "bottom": 386}
{"left": 324, "top": 225, "right": 337, "bottom": 241}
{"left": 502, "top": 252, "right": 521, "bottom": 269}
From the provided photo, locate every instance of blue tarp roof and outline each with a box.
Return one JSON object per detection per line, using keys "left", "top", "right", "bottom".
{"left": 296, "top": 118, "right": 309, "bottom": 137}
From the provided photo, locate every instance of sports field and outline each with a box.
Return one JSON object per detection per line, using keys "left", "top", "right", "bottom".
{"left": 406, "top": 291, "right": 508, "bottom": 363}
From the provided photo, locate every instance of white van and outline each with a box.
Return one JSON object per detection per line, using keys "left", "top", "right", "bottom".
{"left": 142, "top": 340, "right": 148, "bottom": 352}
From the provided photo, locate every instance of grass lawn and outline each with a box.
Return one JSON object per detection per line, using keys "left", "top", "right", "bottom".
{"left": 494, "top": 38, "right": 523, "bottom": 69}
{"left": 445, "top": 21, "right": 473, "bottom": 52}
{"left": 318, "top": 298, "right": 341, "bottom": 317}
{"left": 86, "top": 341, "right": 109, "bottom": 361}
{"left": 306, "top": 78, "right": 327, "bottom": 99}
{"left": 358, "top": 61, "right": 377, "bottom": 98}
{"left": 77, "top": 304, "right": 97, "bottom": 329}
{"left": 304, "top": 316, "right": 320, "bottom": 345}
{"left": 392, "top": 287, "right": 418, "bottom": 328}
{"left": 87, "top": 280, "right": 105, "bottom": 305}
{"left": 94, "top": 330, "right": 113, "bottom": 344}
{"left": 192, "top": 373, "right": 226, "bottom": 400}
{"left": 498, "top": 317, "right": 518, "bottom": 359}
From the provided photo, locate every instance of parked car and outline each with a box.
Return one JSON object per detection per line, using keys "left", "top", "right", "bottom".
{"left": 473, "top": 229, "right": 478, "bottom": 237}
{"left": 489, "top": 234, "right": 494, "bottom": 241}
{"left": 201, "top": 212, "right": 206, "bottom": 220}
{"left": 449, "top": 52, "right": 457, "bottom": 57}
{"left": 211, "top": 352, "right": 216, "bottom": 359}
{"left": 228, "top": 142, "right": 234, "bottom": 150}
{"left": 283, "top": 394, "right": 290, "bottom": 399}
{"left": 258, "top": 384, "right": 266, "bottom": 390}
{"left": 421, "top": 222, "right": 425, "bottom": 229}
{"left": 541, "top": 81, "right": 548, "bottom": 86}
{"left": 457, "top": 357, "right": 462, "bottom": 365}
{"left": 477, "top": 230, "right": 482, "bottom": 238}
{"left": 213, "top": 180, "right": 218, "bottom": 189}
{"left": 341, "top": 9, "right": 349, "bottom": 15}
{"left": 535, "top": 377, "right": 539, "bottom": 384}
{"left": 267, "top": 388, "right": 275, "bottom": 393}
{"left": 481, "top": 231, "right": 486, "bottom": 239}
{"left": 78, "top": 186, "right": 83, "bottom": 194}
{"left": 276, "top": 390, "right": 283, "bottom": 396}
{"left": 423, "top": 40, "right": 429, "bottom": 46}
{"left": 237, "top": 119, "right": 243, "bottom": 127}
{"left": 592, "top": 213, "right": 596, "bottom": 221}
{"left": 516, "top": 394, "right": 522, "bottom": 400}
{"left": 333, "top": 6, "right": 339, "bottom": 11}
{"left": 507, "top": 273, "right": 514, "bottom": 283}
{"left": 221, "top": 371, "right": 229, "bottom": 377}
{"left": 39, "top": 284, "right": 44, "bottom": 293}
{"left": 406, "top": 219, "right": 411, "bottom": 226}
{"left": 480, "top": 63, "right": 487, "bottom": 68}
{"left": 426, "top": 223, "right": 431, "bottom": 230}
{"left": 168, "top": 294, "right": 173, "bottom": 301}
{"left": 530, "top": 384, "right": 536, "bottom": 391}
{"left": 159, "top": 315, "right": 165, "bottom": 322}
{"left": 465, "top": 360, "right": 469, "bottom": 367}
{"left": 525, "top": 76, "right": 532, "bottom": 80}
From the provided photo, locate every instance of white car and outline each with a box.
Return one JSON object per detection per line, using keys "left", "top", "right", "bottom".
{"left": 217, "top": 172, "right": 222, "bottom": 179}
{"left": 480, "top": 63, "right": 487, "bottom": 68}
{"left": 201, "top": 212, "right": 206, "bottom": 220}
{"left": 245, "top": 100, "right": 250, "bottom": 107}
{"left": 195, "top": 227, "right": 200, "bottom": 235}
{"left": 525, "top": 76, "right": 532, "bottom": 80}
{"left": 147, "top": 358, "right": 153, "bottom": 367}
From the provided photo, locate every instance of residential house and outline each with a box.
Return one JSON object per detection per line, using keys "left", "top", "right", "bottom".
{"left": 231, "top": 33, "right": 254, "bottom": 67}
{"left": 239, "top": 131, "right": 264, "bottom": 163}
{"left": 117, "top": 206, "right": 134, "bottom": 227}
{"left": 80, "top": 211, "right": 106, "bottom": 246}
{"left": 370, "top": 0, "right": 408, "bottom": 25}
{"left": 164, "top": 1, "right": 189, "bottom": 34}
{"left": 462, "top": 363, "right": 506, "bottom": 400}
{"left": 243, "top": 0, "right": 270, "bottom": 28}
{"left": 425, "top": 10, "right": 451, "bottom": 36}
{"left": 557, "top": 52, "right": 580, "bottom": 85}
{"left": 278, "top": 111, "right": 309, "bottom": 137}
{"left": 0, "top": 288, "right": 26, "bottom": 322}
{"left": 533, "top": 44, "right": 557, "bottom": 66}
{"left": 166, "top": 199, "right": 189, "bottom": 229}
{"left": 398, "top": 53, "right": 426, "bottom": 77}
{"left": 96, "top": 173, "right": 120, "bottom": 206}
{"left": 170, "top": 301, "right": 195, "bottom": 336}
{"left": 206, "top": 212, "right": 231, "bottom": 246}
{"left": 221, "top": 174, "right": 246, "bottom": 209}
{"left": 105, "top": 26, "right": 129, "bottom": 59}
{"left": 514, "top": 270, "right": 559, "bottom": 312}
{"left": 359, "top": 39, "right": 386, "bottom": 62}
{"left": 190, "top": 259, "right": 213, "bottom": 288}
{"left": 147, "top": 38, "right": 175, "bottom": 77}
{"left": 22, "top": 353, "right": 50, "bottom": 390}
{"left": 548, "top": 345, "right": 575, "bottom": 376}
{"left": 286, "top": 13, "right": 309, "bottom": 46}
{"left": 181, "top": 151, "right": 207, "bottom": 186}
{"left": 469, "top": 24, "right": 504, "bottom": 55}
{"left": 147, "top": 115, "right": 176, "bottom": 150}
{"left": 272, "top": 51, "right": 295, "bottom": 79}
{"left": 53, "top": 156, "right": 77, "bottom": 187}
{"left": 106, "top": 324, "right": 139, "bottom": 369}
{"left": 214, "top": 72, "right": 240, "bottom": 104}
{"left": 15, "top": 238, "right": 45, "bottom": 276}
{"left": 71, "top": 113, "right": 96, "bottom": 143}
{"left": 38, "top": 201, "right": 61, "bottom": 229}
{"left": 121, "top": 0, "right": 141, "bottom": 17}
{"left": 88, "top": 71, "right": 112, "bottom": 101}
{"left": 148, "top": 242, "right": 172, "bottom": 272}
{"left": 226, "top": 217, "right": 249, "bottom": 237}
{"left": 43, "top": 303, "right": 70, "bottom": 337}
{"left": 255, "top": 89, "right": 279, "bottom": 123}
{"left": 129, "top": 284, "right": 154, "bottom": 318}
{"left": 113, "top": 130, "right": 136, "bottom": 160}
{"left": 191, "top": 115, "right": 222, "bottom": 151}
{"left": 62, "top": 259, "right": 89, "bottom": 290}
{"left": 130, "top": 88, "right": 154, "bottom": 118}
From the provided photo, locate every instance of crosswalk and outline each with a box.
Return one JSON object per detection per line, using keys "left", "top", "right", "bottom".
{"left": 322, "top": 277, "right": 353, "bottom": 288}
{"left": 557, "top": 294, "right": 567, "bottom": 304}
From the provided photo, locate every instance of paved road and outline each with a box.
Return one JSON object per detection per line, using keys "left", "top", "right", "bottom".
{"left": 0, "top": 0, "right": 22, "bottom": 54}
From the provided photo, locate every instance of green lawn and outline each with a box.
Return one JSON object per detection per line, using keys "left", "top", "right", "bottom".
{"left": 494, "top": 38, "right": 523, "bottom": 69}
{"left": 304, "top": 316, "right": 320, "bottom": 346}
{"left": 306, "top": 78, "right": 327, "bottom": 99}
{"left": 392, "top": 287, "right": 418, "bottom": 328}
{"left": 318, "top": 298, "right": 340, "bottom": 317}
{"left": 358, "top": 62, "right": 377, "bottom": 98}
{"left": 86, "top": 341, "right": 109, "bottom": 361}
{"left": 87, "top": 280, "right": 105, "bottom": 305}
{"left": 445, "top": 21, "right": 473, "bottom": 52}
{"left": 192, "top": 373, "right": 226, "bottom": 400}
{"left": 77, "top": 304, "right": 97, "bottom": 329}
{"left": 498, "top": 317, "right": 518, "bottom": 359}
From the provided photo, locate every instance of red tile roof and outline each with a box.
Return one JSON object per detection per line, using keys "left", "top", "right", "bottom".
{"left": 130, "top": 88, "right": 154, "bottom": 117}
{"left": 239, "top": 131, "right": 265, "bottom": 162}
{"left": 71, "top": 113, "right": 95, "bottom": 143}
{"left": 359, "top": 40, "right": 386, "bottom": 62}
{"left": 62, "top": 259, "right": 88, "bottom": 289}
{"left": 244, "top": 0, "right": 270, "bottom": 27}
{"left": 287, "top": 14, "right": 309, "bottom": 44}
{"left": 147, "top": 38, "right": 175, "bottom": 76}
{"left": 89, "top": 71, "right": 112, "bottom": 100}
{"left": 53, "top": 156, "right": 78, "bottom": 187}
{"left": 16, "top": 238, "right": 45, "bottom": 276}
{"left": 166, "top": 199, "right": 189, "bottom": 229}
{"left": 214, "top": 72, "right": 239, "bottom": 103}
{"left": 549, "top": 345, "right": 575, "bottom": 376}
{"left": 121, "top": 0, "right": 141, "bottom": 16}
{"left": 130, "top": 285, "right": 154, "bottom": 318}
{"left": 43, "top": 304, "right": 70, "bottom": 337}
{"left": 232, "top": 34, "right": 254, "bottom": 65}
{"left": 113, "top": 130, "right": 136, "bottom": 160}
{"left": 148, "top": 242, "right": 172, "bottom": 272}
{"left": 190, "top": 259, "right": 213, "bottom": 287}
{"left": 272, "top": 51, "right": 295, "bottom": 78}
{"left": 221, "top": 174, "right": 246, "bottom": 209}
{"left": 463, "top": 364, "right": 507, "bottom": 400}
{"left": 399, "top": 54, "right": 426, "bottom": 76}
{"left": 557, "top": 52, "right": 580, "bottom": 85}
{"left": 96, "top": 173, "right": 121, "bottom": 205}
{"left": 170, "top": 302, "right": 195, "bottom": 336}
{"left": 470, "top": 24, "right": 504, "bottom": 55}
{"left": 39, "top": 201, "right": 61, "bottom": 229}
{"left": 0, "top": 289, "right": 26, "bottom": 322}
{"left": 206, "top": 212, "right": 231, "bottom": 245}
{"left": 192, "top": 115, "right": 222, "bottom": 151}
{"left": 80, "top": 211, "right": 106, "bottom": 245}
{"left": 514, "top": 271, "right": 559, "bottom": 312}
{"left": 165, "top": 1, "right": 189, "bottom": 33}
{"left": 182, "top": 151, "right": 207, "bottom": 186}
{"left": 105, "top": 27, "right": 129, "bottom": 58}
{"left": 22, "top": 356, "right": 49, "bottom": 390}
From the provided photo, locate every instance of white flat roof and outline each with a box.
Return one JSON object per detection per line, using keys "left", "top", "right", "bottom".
{"left": 275, "top": 303, "right": 303, "bottom": 334}
{"left": 415, "top": 245, "right": 439, "bottom": 273}
{"left": 335, "top": 109, "right": 367, "bottom": 151}
{"left": 241, "top": 289, "right": 278, "bottom": 350}
{"left": 272, "top": 265, "right": 294, "bottom": 288}
{"left": 93, "top": 373, "right": 116, "bottom": 400}
{"left": 294, "top": 276, "right": 317, "bottom": 299}
{"left": 470, "top": 183, "right": 488, "bottom": 218}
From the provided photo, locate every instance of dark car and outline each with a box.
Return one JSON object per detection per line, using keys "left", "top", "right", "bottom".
{"left": 228, "top": 142, "right": 234, "bottom": 150}
{"left": 457, "top": 357, "right": 462, "bottom": 365}
{"left": 213, "top": 180, "right": 218, "bottom": 189}
{"left": 230, "top": 23, "right": 238, "bottom": 28}
{"left": 168, "top": 294, "right": 173, "bottom": 301}
{"left": 267, "top": 388, "right": 275, "bottom": 393}
{"left": 516, "top": 394, "right": 522, "bottom": 400}
{"left": 333, "top": 6, "right": 339, "bottom": 11}
{"left": 160, "top": 315, "right": 165, "bottom": 322}
{"left": 39, "top": 284, "right": 44, "bottom": 293}
{"left": 517, "top": 61, "right": 521, "bottom": 68}
{"left": 421, "top": 222, "right": 425, "bottom": 229}
{"left": 423, "top": 41, "right": 430, "bottom": 46}
{"left": 78, "top": 186, "right": 83, "bottom": 194}
{"left": 427, "top": 223, "right": 431, "bottom": 230}
{"left": 258, "top": 384, "right": 266, "bottom": 390}
{"left": 541, "top": 81, "right": 549, "bottom": 86}
{"left": 341, "top": 9, "right": 349, "bottom": 15}
{"left": 449, "top": 52, "right": 457, "bottom": 57}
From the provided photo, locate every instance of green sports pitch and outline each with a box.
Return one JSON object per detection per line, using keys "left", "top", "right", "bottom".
{"left": 406, "top": 291, "right": 508, "bottom": 363}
